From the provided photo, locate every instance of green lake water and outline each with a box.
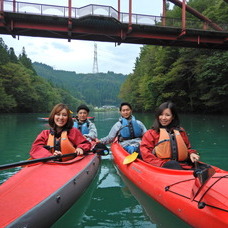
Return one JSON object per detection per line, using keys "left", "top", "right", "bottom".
{"left": 0, "top": 112, "right": 227, "bottom": 227}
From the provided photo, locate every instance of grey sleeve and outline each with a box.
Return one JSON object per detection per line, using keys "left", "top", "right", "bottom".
{"left": 84, "top": 121, "right": 98, "bottom": 141}
{"left": 100, "top": 122, "right": 121, "bottom": 144}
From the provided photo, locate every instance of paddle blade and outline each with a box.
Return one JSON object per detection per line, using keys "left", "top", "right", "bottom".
{"left": 123, "top": 152, "right": 139, "bottom": 165}
{"left": 191, "top": 166, "right": 215, "bottom": 201}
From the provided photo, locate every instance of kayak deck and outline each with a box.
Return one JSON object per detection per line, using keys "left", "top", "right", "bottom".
{"left": 0, "top": 154, "right": 100, "bottom": 227}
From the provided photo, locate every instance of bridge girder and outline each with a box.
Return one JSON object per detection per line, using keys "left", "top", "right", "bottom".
{"left": 0, "top": 13, "right": 227, "bottom": 50}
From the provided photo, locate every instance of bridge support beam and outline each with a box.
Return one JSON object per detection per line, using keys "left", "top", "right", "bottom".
{"left": 118, "top": 0, "right": 120, "bottom": 21}
{"left": 0, "top": 0, "right": 3, "bottom": 12}
{"left": 182, "top": 0, "right": 186, "bottom": 31}
{"left": 179, "top": 0, "right": 186, "bottom": 37}
{"left": 128, "top": 0, "right": 132, "bottom": 33}
{"left": 162, "top": 0, "right": 166, "bottom": 26}
{"left": 68, "top": 0, "right": 72, "bottom": 42}
{"left": 0, "top": 0, "right": 3, "bottom": 19}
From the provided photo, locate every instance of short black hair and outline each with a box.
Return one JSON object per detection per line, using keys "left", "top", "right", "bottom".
{"left": 77, "top": 104, "right": 90, "bottom": 113}
{"left": 119, "top": 102, "right": 132, "bottom": 111}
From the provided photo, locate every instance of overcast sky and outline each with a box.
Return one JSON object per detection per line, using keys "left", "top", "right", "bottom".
{"left": 1, "top": 0, "right": 164, "bottom": 74}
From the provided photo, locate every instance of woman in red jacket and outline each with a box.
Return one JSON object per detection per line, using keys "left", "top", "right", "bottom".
{"left": 140, "top": 101, "right": 199, "bottom": 169}
{"left": 30, "top": 103, "right": 91, "bottom": 159}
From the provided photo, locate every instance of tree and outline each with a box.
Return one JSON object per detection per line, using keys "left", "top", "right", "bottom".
{"left": 0, "top": 38, "right": 10, "bottom": 65}
{"left": 8, "top": 47, "right": 18, "bottom": 63}
{"left": 118, "top": 0, "right": 228, "bottom": 114}
{"left": 19, "top": 47, "right": 36, "bottom": 74}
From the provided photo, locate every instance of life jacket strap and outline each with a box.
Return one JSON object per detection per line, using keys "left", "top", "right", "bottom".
{"left": 154, "top": 139, "right": 170, "bottom": 147}
{"left": 169, "top": 133, "right": 178, "bottom": 160}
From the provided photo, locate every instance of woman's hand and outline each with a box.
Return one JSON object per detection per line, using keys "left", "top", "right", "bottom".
{"left": 75, "top": 148, "right": 84, "bottom": 156}
{"left": 190, "top": 153, "right": 200, "bottom": 163}
{"left": 53, "top": 150, "right": 62, "bottom": 156}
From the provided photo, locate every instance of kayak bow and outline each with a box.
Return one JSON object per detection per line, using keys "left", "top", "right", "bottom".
{"left": 111, "top": 142, "right": 228, "bottom": 228}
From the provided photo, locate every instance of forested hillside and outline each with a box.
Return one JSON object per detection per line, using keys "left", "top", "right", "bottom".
{"left": 0, "top": 37, "right": 126, "bottom": 113}
{"left": 33, "top": 62, "right": 126, "bottom": 107}
{"left": 119, "top": 0, "right": 228, "bottom": 113}
{"left": 0, "top": 39, "right": 84, "bottom": 113}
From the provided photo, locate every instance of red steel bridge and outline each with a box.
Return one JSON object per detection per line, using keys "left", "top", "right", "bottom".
{"left": 0, "top": 0, "right": 228, "bottom": 50}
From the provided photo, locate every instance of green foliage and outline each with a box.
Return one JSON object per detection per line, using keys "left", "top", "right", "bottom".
{"left": 0, "top": 37, "right": 125, "bottom": 113}
{"left": 196, "top": 51, "right": 228, "bottom": 112}
{"left": 8, "top": 47, "right": 18, "bottom": 63}
{"left": 0, "top": 78, "right": 17, "bottom": 111}
{"left": 0, "top": 38, "right": 10, "bottom": 65}
{"left": 33, "top": 62, "right": 126, "bottom": 107}
{"left": 0, "top": 39, "right": 83, "bottom": 113}
{"left": 119, "top": 0, "right": 228, "bottom": 114}
{"left": 18, "top": 47, "right": 36, "bottom": 74}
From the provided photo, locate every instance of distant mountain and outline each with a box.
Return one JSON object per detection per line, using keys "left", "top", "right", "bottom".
{"left": 33, "top": 62, "right": 127, "bottom": 107}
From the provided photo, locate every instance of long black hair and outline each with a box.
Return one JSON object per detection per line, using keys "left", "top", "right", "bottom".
{"left": 152, "top": 101, "right": 180, "bottom": 132}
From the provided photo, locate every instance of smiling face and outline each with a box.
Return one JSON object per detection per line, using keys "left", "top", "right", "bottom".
{"left": 159, "top": 108, "right": 174, "bottom": 127}
{"left": 77, "top": 109, "right": 88, "bottom": 122}
{"left": 120, "top": 105, "right": 132, "bottom": 119}
{"left": 54, "top": 108, "right": 68, "bottom": 129}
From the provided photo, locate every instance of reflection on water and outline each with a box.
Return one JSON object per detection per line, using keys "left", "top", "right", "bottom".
{"left": 0, "top": 167, "right": 20, "bottom": 184}
{"left": 118, "top": 171, "right": 191, "bottom": 228}
{"left": 53, "top": 156, "right": 153, "bottom": 227}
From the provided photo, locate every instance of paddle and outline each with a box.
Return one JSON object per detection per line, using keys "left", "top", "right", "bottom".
{"left": 190, "top": 161, "right": 215, "bottom": 201}
{"left": 123, "top": 152, "right": 139, "bottom": 165}
{"left": 0, "top": 143, "right": 109, "bottom": 171}
{"left": 0, "top": 153, "right": 77, "bottom": 171}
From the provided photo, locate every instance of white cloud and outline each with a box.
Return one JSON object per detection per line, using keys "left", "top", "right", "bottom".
{"left": 1, "top": 0, "right": 162, "bottom": 74}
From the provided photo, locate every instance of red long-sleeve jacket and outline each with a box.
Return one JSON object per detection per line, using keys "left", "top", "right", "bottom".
{"left": 140, "top": 128, "right": 197, "bottom": 167}
{"left": 30, "top": 128, "right": 91, "bottom": 159}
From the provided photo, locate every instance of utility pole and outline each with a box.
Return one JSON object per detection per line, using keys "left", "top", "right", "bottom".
{"left": 92, "top": 42, "right": 99, "bottom": 74}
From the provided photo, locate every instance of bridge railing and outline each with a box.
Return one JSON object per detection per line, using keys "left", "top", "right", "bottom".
{"left": 2, "top": 0, "right": 227, "bottom": 31}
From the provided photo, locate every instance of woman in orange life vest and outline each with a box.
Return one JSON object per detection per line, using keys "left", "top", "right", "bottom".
{"left": 140, "top": 101, "right": 200, "bottom": 169}
{"left": 30, "top": 103, "right": 91, "bottom": 160}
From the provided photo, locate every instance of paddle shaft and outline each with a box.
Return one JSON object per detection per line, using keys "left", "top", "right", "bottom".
{"left": 0, "top": 142, "right": 109, "bottom": 171}
{"left": 0, "top": 143, "right": 109, "bottom": 171}
{"left": 0, "top": 153, "right": 77, "bottom": 171}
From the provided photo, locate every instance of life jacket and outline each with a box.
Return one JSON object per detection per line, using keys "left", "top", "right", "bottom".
{"left": 47, "top": 130, "right": 75, "bottom": 161}
{"left": 73, "top": 120, "right": 89, "bottom": 134}
{"left": 153, "top": 128, "right": 188, "bottom": 161}
{"left": 119, "top": 116, "right": 142, "bottom": 140}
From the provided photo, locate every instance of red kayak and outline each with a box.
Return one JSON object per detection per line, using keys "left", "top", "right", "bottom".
{"left": 38, "top": 117, "right": 95, "bottom": 121}
{"left": 0, "top": 154, "right": 100, "bottom": 227}
{"left": 111, "top": 142, "right": 228, "bottom": 228}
